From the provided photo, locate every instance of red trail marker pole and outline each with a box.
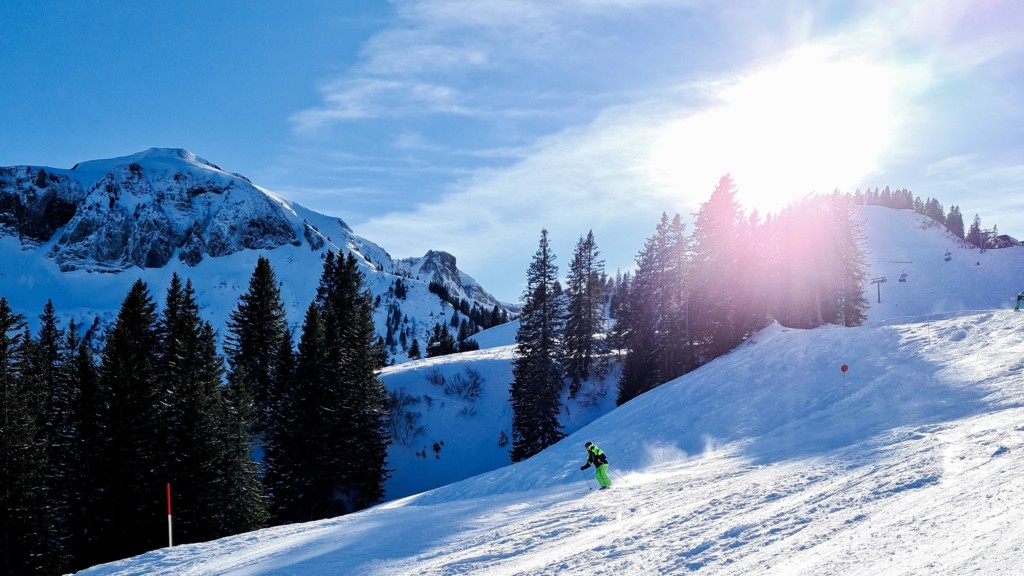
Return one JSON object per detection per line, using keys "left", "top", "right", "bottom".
{"left": 167, "top": 483, "right": 173, "bottom": 547}
{"left": 841, "top": 364, "right": 849, "bottom": 398}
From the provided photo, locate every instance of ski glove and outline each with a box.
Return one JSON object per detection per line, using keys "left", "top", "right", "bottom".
{"left": 580, "top": 464, "right": 589, "bottom": 471}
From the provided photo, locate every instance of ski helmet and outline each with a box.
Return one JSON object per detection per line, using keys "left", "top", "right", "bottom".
{"left": 584, "top": 441, "right": 593, "bottom": 449}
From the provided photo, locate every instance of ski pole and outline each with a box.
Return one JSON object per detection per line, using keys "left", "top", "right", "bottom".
{"left": 580, "top": 468, "right": 593, "bottom": 490}
{"left": 613, "top": 470, "right": 628, "bottom": 484}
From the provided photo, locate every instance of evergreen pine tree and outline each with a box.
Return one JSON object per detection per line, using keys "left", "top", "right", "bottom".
{"left": 266, "top": 252, "right": 391, "bottom": 522}
{"left": 160, "top": 274, "right": 259, "bottom": 543}
{"left": 315, "top": 252, "right": 391, "bottom": 512}
{"left": 562, "top": 230, "right": 607, "bottom": 397}
{"left": 946, "top": 206, "right": 965, "bottom": 239}
{"left": 916, "top": 196, "right": 929, "bottom": 215}
{"left": 0, "top": 298, "right": 52, "bottom": 575}
{"left": 90, "top": 280, "right": 165, "bottom": 563}
{"left": 264, "top": 303, "right": 325, "bottom": 524}
{"left": 879, "top": 186, "right": 893, "bottom": 206}
{"left": 426, "top": 322, "right": 456, "bottom": 357}
{"left": 967, "top": 214, "right": 983, "bottom": 248}
{"left": 38, "top": 302, "right": 78, "bottom": 573}
{"left": 66, "top": 322, "right": 99, "bottom": 572}
{"left": 689, "top": 175, "right": 756, "bottom": 359}
{"left": 614, "top": 266, "right": 660, "bottom": 405}
{"left": 510, "top": 229, "right": 565, "bottom": 462}
{"left": 924, "top": 198, "right": 945, "bottom": 224}
{"left": 769, "top": 194, "right": 869, "bottom": 328}
{"left": 828, "top": 193, "right": 870, "bottom": 327}
{"left": 774, "top": 198, "right": 828, "bottom": 327}
{"left": 616, "top": 213, "right": 691, "bottom": 404}
{"left": 225, "top": 256, "right": 289, "bottom": 436}
{"left": 217, "top": 367, "right": 269, "bottom": 535}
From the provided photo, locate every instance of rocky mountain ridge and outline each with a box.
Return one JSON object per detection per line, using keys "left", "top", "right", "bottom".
{"left": 0, "top": 148, "right": 510, "bottom": 361}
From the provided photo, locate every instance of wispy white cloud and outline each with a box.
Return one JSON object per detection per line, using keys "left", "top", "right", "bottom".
{"left": 359, "top": 34, "right": 490, "bottom": 76}
{"left": 289, "top": 78, "right": 468, "bottom": 131}
{"left": 288, "top": 0, "right": 696, "bottom": 133}
{"left": 391, "top": 131, "right": 531, "bottom": 161}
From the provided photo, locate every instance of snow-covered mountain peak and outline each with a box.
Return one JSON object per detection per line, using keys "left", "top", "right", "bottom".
{"left": 37, "top": 150, "right": 305, "bottom": 271}
{"left": 70, "top": 147, "right": 222, "bottom": 175}
{"left": 0, "top": 147, "right": 394, "bottom": 275}
{"left": 0, "top": 149, "right": 511, "bottom": 362}
{"left": 400, "top": 249, "right": 507, "bottom": 310}
{"left": 132, "top": 147, "right": 205, "bottom": 163}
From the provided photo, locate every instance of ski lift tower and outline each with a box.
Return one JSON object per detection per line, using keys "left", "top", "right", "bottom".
{"left": 871, "top": 277, "right": 887, "bottom": 303}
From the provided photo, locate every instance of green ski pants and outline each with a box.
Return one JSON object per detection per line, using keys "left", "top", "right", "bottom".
{"left": 595, "top": 464, "right": 612, "bottom": 488}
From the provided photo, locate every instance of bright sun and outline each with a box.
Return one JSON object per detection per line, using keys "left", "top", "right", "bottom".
{"left": 648, "top": 44, "right": 902, "bottom": 215}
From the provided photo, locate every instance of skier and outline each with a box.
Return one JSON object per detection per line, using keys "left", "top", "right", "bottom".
{"left": 1015, "top": 291, "right": 1023, "bottom": 311}
{"left": 580, "top": 441, "right": 612, "bottom": 489}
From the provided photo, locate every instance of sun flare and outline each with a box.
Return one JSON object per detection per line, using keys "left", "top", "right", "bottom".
{"left": 648, "top": 45, "right": 902, "bottom": 215}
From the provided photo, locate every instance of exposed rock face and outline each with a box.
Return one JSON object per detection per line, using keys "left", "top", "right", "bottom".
{"left": 400, "top": 249, "right": 505, "bottom": 310}
{"left": 0, "top": 166, "right": 82, "bottom": 245}
{"left": 418, "top": 250, "right": 460, "bottom": 286}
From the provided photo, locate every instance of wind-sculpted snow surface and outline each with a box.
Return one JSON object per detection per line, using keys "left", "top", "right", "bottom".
{"left": 77, "top": 310, "right": 1024, "bottom": 575}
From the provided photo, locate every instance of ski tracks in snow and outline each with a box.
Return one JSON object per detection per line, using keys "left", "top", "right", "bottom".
{"left": 365, "top": 411, "right": 1024, "bottom": 576}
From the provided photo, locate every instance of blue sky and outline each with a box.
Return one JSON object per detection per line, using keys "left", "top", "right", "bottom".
{"left": 3, "top": 1, "right": 1023, "bottom": 302}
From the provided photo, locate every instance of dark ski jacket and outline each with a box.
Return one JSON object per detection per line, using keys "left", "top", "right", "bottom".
{"left": 581, "top": 445, "right": 608, "bottom": 470}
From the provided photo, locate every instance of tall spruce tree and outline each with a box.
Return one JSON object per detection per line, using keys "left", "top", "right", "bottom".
{"left": 562, "top": 231, "right": 607, "bottom": 397}
{"left": 924, "top": 198, "right": 945, "bottom": 224}
{"left": 1, "top": 299, "right": 52, "bottom": 575}
{"left": 225, "top": 256, "right": 289, "bottom": 437}
{"left": 769, "top": 194, "right": 869, "bottom": 328}
{"left": 689, "top": 175, "right": 759, "bottom": 359}
{"left": 655, "top": 214, "right": 693, "bottom": 382}
{"left": 90, "top": 280, "right": 165, "bottom": 564}
{"left": 510, "top": 229, "right": 565, "bottom": 462}
{"left": 160, "top": 274, "right": 219, "bottom": 543}
{"left": 426, "top": 322, "right": 456, "bottom": 357}
{"left": 946, "top": 206, "right": 965, "bottom": 239}
{"left": 265, "top": 302, "right": 329, "bottom": 523}
{"left": 827, "top": 193, "right": 870, "bottom": 327}
{"left": 160, "top": 274, "right": 262, "bottom": 543}
{"left": 260, "top": 326, "right": 298, "bottom": 523}
{"left": 616, "top": 213, "right": 691, "bottom": 405}
{"left": 37, "top": 302, "right": 78, "bottom": 573}
{"left": 315, "top": 252, "right": 391, "bottom": 512}
{"left": 218, "top": 366, "right": 269, "bottom": 534}
{"left": 66, "top": 322, "right": 99, "bottom": 572}
{"left": 967, "top": 214, "right": 983, "bottom": 248}
{"left": 266, "top": 252, "right": 391, "bottom": 522}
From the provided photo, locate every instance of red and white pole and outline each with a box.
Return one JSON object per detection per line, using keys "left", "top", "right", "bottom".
{"left": 840, "top": 364, "right": 849, "bottom": 399}
{"left": 167, "top": 482, "right": 173, "bottom": 547}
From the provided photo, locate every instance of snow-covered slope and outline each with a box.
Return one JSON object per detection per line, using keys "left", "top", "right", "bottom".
{"left": 860, "top": 205, "right": 1023, "bottom": 322}
{"left": 380, "top": 333, "right": 617, "bottom": 500}
{"left": 76, "top": 207, "right": 1024, "bottom": 575}
{"left": 0, "top": 148, "right": 509, "bottom": 361}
